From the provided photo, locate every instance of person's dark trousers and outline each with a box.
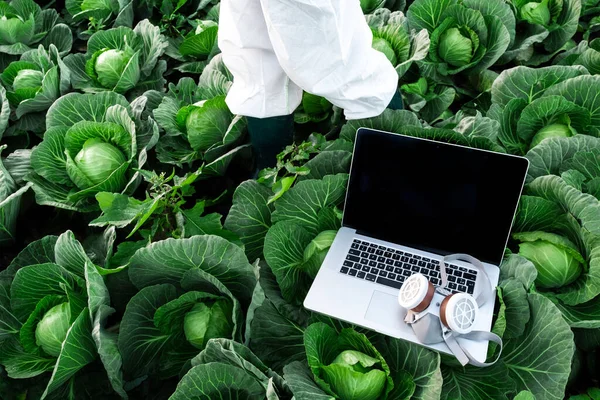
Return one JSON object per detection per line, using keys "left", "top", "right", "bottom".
{"left": 388, "top": 89, "right": 404, "bottom": 110}
{"left": 246, "top": 114, "right": 295, "bottom": 170}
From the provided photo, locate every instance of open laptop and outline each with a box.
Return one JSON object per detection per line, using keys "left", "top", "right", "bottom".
{"left": 304, "top": 128, "right": 529, "bottom": 363}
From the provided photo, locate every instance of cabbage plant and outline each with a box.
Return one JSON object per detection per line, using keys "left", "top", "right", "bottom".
{"left": 283, "top": 323, "right": 402, "bottom": 400}
{"left": 117, "top": 235, "right": 256, "bottom": 385}
{"left": 488, "top": 66, "right": 600, "bottom": 154}
{"left": 152, "top": 76, "right": 249, "bottom": 172}
{"left": 65, "top": 0, "right": 133, "bottom": 32}
{"left": 367, "top": 8, "right": 430, "bottom": 79}
{"left": 0, "top": 44, "right": 70, "bottom": 119}
{"left": 0, "top": 231, "right": 126, "bottom": 398}
{"left": 0, "top": 0, "right": 72, "bottom": 56}
{"left": 27, "top": 91, "right": 158, "bottom": 212}
{"left": 510, "top": 0, "right": 581, "bottom": 56}
{"left": 407, "top": 0, "right": 511, "bottom": 79}
{"left": 64, "top": 19, "right": 167, "bottom": 96}
{"left": 169, "top": 18, "right": 220, "bottom": 74}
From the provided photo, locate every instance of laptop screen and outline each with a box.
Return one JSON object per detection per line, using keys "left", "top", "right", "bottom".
{"left": 343, "top": 129, "right": 529, "bottom": 266}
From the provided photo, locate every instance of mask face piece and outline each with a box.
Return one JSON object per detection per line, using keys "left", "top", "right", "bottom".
{"left": 397, "top": 254, "right": 502, "bottom": 367}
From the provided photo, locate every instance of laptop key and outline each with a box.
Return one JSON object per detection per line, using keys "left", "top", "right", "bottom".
{"left": 386, "top": 259, "right": 394, "bottom": 265}
{"left": 457, "top": 278, "right": 466, "bottom": 285}
{"left": 357, "top": 272, "right": 366, "bottom": 279}
{"left": 378, "top": 256, "right": 385, "bottom": 262}
{"left": 414, "top": 255, "right": 421, "bottom": 260}
{"left": 454, "top": 270, "right": 462, "bottom": 278}
{"left": 403, "top": 270, "right": 411, "bottom": 277}
{"left": 409, "top": 258, "right": 418, "bottom": 265}
{"left": 379, "top": 270, "right": 387, "bottom": 277}
{"left": 394, "top": 267, "right": 402, "bottom": 274}
{"left": 388, "top": 272, "right": 397, "bottom": 280}
{"left": 412, "top": 266, "right": 420, "bottom": 273}
{"left": 376, "top": 250, "right": 384, "bottom": 256}
{"left": 396, "top": 275, "right": 405, "bottom": 283}
{"left": 458, "top": 285, "right": 467, "bottom": 292}
{"left": 384, "top": 252, "right": 392, "bottom": 258}
{"left": 392, "top": 253, "right": 400, "bottom": 260}
{"left": 359, "top": 245, "right": 368, "bottom": 251}
{"left": 362, "top": 266, "right": 370, "bottom": 272}
{"left": 385, "top": 265, "right": 394, "bottom": 272}
{"left": 349, "top": 249, "right": 360, "bottom": 256}
{"left": 430, "top": 270, "right": 439, "bottom": 278}
{"left": 367, "top": 247, "right": 376, "bottom": 253}
{"left": 377, "top": 263, "right": 386, "bottom": 269}
{"left": 360, "top": 258, "right": 369, "bottom": 265}
{"left": 340, "top": 267, "right": 349, "bottom": 274}
{"left": 347, "top": 255, "right": 360, "bottom": 262}
{"left": 448, "top": 275, "right": 457, "bottom": 282}
{"left": 366, "top": 274, "right": 377, "bottom": 282}
{"left": 401, "top": 256, "right": 409, "bottom": 262}
{"left": 423, "top": 257, "right": 430, "bottom": 262}
{"left": 351, "top": 243, "right": 359, "bottom": 249}
{"left": 376, "top": 276, "right": 403, "bottom": 289}
{"left": 431, "top": 277, "right": 439, "bottom": 285}
{"left": 403, "top": 263, "right": 411, "bottom": 269}
{"left": 343, "top": 261, "right": 353, "bottom": 268}
{"left": 420, "top": 268, "right": 429, "bottom": 275}
{"left": 361, "top": 252, "right": 369, "bottom": 258}
{"left": 369, "top": 261, "right": 377, "bottom": 267}
{"left": 394, "top": 261, "right": 403, "bottom": 268}
{"left": 369, "top": 254, "right": 377, "bottom": 260}
{"left": 396, "top": 250, "right": 404, "bottom": 255}
{"left": 467, "top": 286, "right": 474, "bottom": 295}
{"left": 378, "top": 245, "right": 386, "bottom": 250}
{"left": 371, "top": 268, "right": 379, "bottom": 274}
{"left": 464, "top": 273, "right": 477, "bottom": 281}
{"left": 459, "top": 267, "right": 468, "bottom": 272}
{"left": 448, "top": 282, "right": 458, "bottom": 290}
{"left": 467, "top": 280, "right": 476, "bottom": 288}
{"left": 348, "top": 269, "right": 357, "bottom": 276}
{"left": 418, "top": 260, "right": 426, "bottom": 267}
{"left": 353, "top": 264, "right": 361, "bottom": 270}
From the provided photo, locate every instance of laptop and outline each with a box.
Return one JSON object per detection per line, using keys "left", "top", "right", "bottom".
{"left": 304, "top": 128, "right": 529, "bottom": 363}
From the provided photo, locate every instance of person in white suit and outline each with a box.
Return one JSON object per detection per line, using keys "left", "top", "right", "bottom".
{"left": 219, "top": 0, "right": 403, "bottom": 169}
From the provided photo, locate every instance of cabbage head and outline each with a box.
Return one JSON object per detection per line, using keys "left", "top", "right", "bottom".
{"left": 65, "top": 20, "right": 167, "bottom": 95}
{"left": 35, "top": 302, "right": 71, "bottom": 357}
{"left": 322, "top": 350, "right": 387, "bottom": 400}
{"left": 0, "top": 45, "right": 70, "bottom": 118}
{"left": 28, "top": 91, "right": 158, "bottom": 212}
{"left": 514, "top": 231, "right": 585, "bottom": 288}
{"left": 183, "top": 299, "right": 234, "bottom": 350}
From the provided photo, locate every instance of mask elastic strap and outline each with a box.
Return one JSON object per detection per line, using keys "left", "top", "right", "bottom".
{"left": 443, "top": 330, "right": 503, "bottom": 367}
{"left": 438, "top": 254, "right": 494, "bottom": 307}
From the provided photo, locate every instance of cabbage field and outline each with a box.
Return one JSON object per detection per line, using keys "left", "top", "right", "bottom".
{"left": 0, "top": 0, "right": 599, "bottom": 398}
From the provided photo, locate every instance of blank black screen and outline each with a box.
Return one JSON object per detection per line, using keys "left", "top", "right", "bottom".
{"left": 343, "top": 129, "right": 529, "bottom": 265}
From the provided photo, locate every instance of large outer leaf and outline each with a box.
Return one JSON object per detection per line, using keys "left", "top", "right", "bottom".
{"left": 545, "top": 0, "right": 582, "bottom": 53}
{"left": 491, "top": 65, "right": 588, "bottom": 107}
{"left": 271, "top": 174, "right": 349, "bottom": 237}
{"left": 284, "top": 361, "right": 334, "bottom": 400}
{"left": 128, "top": 235, "right": 256, "bottom": 305}
{"left": 9, "top": 263, "right": 78, "bottom": 322}
{"left": 263, "top": 221, "right": 314, "bottom": 305}
{"left": 247, "top": 265, "right": 311, "bottom": 372}
{"left": 440, "top": 362, "right": 515, "bottom": 400}
{"left": 1, "top": 235, "right": 57, "bottom": 280}
{"left": 500, "top": 254, "right": 539, "bottom": 290}
{"left": 133, "top": 19, "right": 168, "bottom": 76}
{"left": 542, "top": 75, "right": 600, "bottom": 128}
{"left": 500, "top": 279, "right": 531, "bottom": 339}
{"left": 118, "top": 284, "right": 177, "bottom": 381}
{"left": 502, "top": 293, "right": 574, "bottom": 400}
{"left": 46, "top": 91, "right": 130, "bottom": 129}
{"left": 526, "top": 135, "right": 600, "bottom": 182}
{"left": 224, "top": 180, "right": 274, "bottom": 262}
{"left": 41, "top": 309, "right": 97, "bottom": 399}
{"left": 375, "top": 336, "right": 442, "bottom": 400}
{"left": 169, "top": 363, "right": 267, "bottom": 400}
{"left": 407, "top": 0, "right": 457, "bottom": 32}
{"left": 299, "top": 151, "right": 352, "bottom": 182}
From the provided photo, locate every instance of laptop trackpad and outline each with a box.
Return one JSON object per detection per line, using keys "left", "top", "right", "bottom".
{"left": 364, "top": 290, "right": 407, "bottom": 330}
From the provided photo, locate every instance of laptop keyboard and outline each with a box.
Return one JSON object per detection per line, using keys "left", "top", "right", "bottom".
{"left": 340, "top": 239, "right": 478, "bottom": 294}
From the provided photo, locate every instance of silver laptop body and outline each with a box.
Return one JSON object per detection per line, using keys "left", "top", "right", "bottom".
{"left": 304, "top": 128, "right": 529, "bottom": 363}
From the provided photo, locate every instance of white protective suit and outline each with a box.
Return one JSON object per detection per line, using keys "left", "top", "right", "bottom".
{"left": 218, "top": 0, "right": 399, "bottom": 120}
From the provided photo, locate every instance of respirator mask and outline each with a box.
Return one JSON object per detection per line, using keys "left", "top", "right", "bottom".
{"left": 397, "top": 254, "right": 502, "bottom": 367}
